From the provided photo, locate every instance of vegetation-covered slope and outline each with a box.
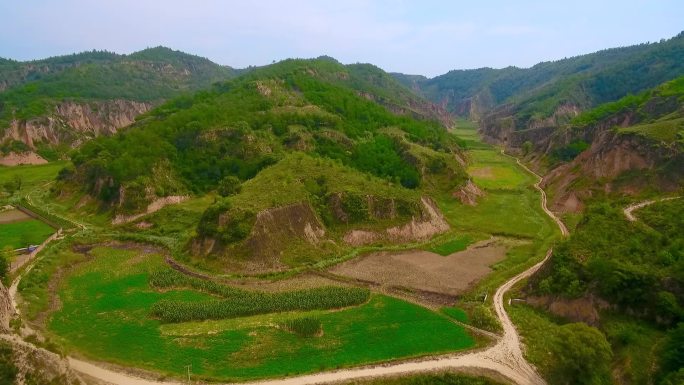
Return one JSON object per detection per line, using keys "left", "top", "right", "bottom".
{"left": 523, "top": 198, "right": 684, "bottom": 385}
{"left": 0, "top": 47, "right": 237, "bottom": 153}
{"left": 60, "top": 57, "right": 467, "bottom": 272}
{"left": 395, "top": 32, "right": 684, "bottom": 129}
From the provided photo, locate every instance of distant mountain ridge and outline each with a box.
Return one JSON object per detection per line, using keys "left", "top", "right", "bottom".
{"left": 393, "top": 31, "right": 684, "bottom": 126}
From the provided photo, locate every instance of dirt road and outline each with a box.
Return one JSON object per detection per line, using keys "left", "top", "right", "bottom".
{"left": 623, "top": 196, "right": 681, "bottom": 222}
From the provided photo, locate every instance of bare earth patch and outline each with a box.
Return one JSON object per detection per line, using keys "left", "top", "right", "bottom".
{"left": 330, "top": 238, "right": 508, "bottom": 297}
{"left": 0, "top": 151, "right": 47, "bottom": 166}
{"left": 468, "top": 166, "right": 493, "bottom": 179}
{"left": 0, "top": 208, "right": 32, "bottom": 224}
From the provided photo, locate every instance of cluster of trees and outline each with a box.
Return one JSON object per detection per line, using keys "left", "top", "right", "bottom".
{"left": 551, "top": 140, "right": 589, "bottom": 162}
{"left": 0, "top": 140, "right": 29, "bottom": 155}
{"left": 536, "top": 202, "right": 684, "bottom": 325}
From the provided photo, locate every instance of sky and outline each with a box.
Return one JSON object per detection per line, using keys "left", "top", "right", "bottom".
{"left": 1, "top": 0, "right": 683, "bottom": 77}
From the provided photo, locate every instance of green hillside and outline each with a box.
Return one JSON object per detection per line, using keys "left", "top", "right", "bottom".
{"left": 0, "top": 47, "right": 237, "bottom": 127}
{"left": 572, "top": 76, "right": 684, "bottom": 145}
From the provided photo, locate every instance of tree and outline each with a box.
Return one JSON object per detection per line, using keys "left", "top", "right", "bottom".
{"left": 548, "top": 323, "right": 612, "bottom": 385}
{"left": 661, "top": 323, "right": 684, "bottom": 376}
{"left": 522, "top": 141, "right": 533, "bottom": 155}
{"left": 217, "top": 176, "right": 242, "bottom": 197}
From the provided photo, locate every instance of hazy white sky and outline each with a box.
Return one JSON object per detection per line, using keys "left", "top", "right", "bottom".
{"left": 1, "top": 0, "right": 682, "bottom": 77}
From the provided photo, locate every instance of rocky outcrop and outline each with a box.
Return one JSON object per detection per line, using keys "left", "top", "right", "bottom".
{"left": 542, "top": 129, "right": 683, "bottom": 212}
{"left": 480, "top": 103, "right": 581, "bottom": 148}
{"left": 242, "top": 203, "right": 326, "bottom": 271}
{"left": 0, "top": 281, "right": 14, "bottom": 333}
{"left": 2, "top": 99, "right": 152, "bottom": 148}
{"left": 526, "top": 295, "right": 610, "bottom": 326}
{"left": 112, "top": 195, "right": 188, "bottom": 225}
{"left": 343, "top": 197, "right": 449, "bottom": 246}
{"left": 0, "top": 151, "right": 47, "bottom": 166}
{"left": 452, "top": 180, "right": 485, "bottom": 205}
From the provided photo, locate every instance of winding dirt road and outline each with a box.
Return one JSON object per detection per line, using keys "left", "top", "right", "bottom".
{"left": 623, "top": 196, "right": 681, "bottom": 222}
{"left": 7, "top": 151, "right": 568, "bottom": 385}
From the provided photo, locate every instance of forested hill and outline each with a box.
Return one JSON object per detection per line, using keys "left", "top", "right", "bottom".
{"left": 394, "top": 31, "right": 684, "bottom": 127}
{"left": 62, "top": 57, "right": 465, "bottom": 212}
{"left": 0, "top": 47, "right": 237, "bottom": 153}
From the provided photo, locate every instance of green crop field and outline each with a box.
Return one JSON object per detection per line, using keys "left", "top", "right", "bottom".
{"left": 46, "top": 246, "right": 475, "bottom": 381}
{"left": 0, "top": 162, "right": 66, "bottom": 198}
{"left": 0, "top": 219, "right": 54, "bottom": 250}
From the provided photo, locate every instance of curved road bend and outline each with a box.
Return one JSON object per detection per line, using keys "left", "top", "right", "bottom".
{"left": 17, "top": 152, "right": 570, "bottom": 385}
{"left": 624, "top": 196, "right": 681, "bottom": 222}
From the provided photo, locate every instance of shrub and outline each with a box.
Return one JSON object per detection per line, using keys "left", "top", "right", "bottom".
{"left": 217, "top": 175, "right": 242, "bottom": 197}
{"left": 470, "top": 304, "right": 501, "bottom": 333}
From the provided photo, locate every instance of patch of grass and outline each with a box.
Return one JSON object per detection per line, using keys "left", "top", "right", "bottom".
{"left": 441, "top": 307, "right": 469, "bottom": 323}
{"left": 122, "top": 195, "right": 215, "bottom": 251}
{"left": 282, "top": 316, "right": 322, "bottom": 337}
{"left": 0, "top": 161, "right": 66, "bottom": 201}
{"left": 0, "top": 219, "right": 54, "bottom": 249}
{"left": 47, "top": 246, "right": 475, "bottom": 381}
{"left": 602, "top": 315, "right": 666, "bottom": 384}
{"left": 619, "top": 117, "right": 684, "bottom": 143}
{"left": 467, "top": 150, "right": 530, "bottom": 191}
{"left": 17, "top": 239, "right": 87, "bottom": 320}
{"left": 427, "top": 235, "right": 473, "bottom": 256}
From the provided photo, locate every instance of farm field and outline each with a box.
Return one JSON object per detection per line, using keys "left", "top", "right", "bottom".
{"left": 0, "top": 162, "right": 67, "bottom": 200}
{"left": 0, "top": 209, "right": 54, "bottom": 250}
{"left": 45, "top": 245, "right": 476, "bottom": 381}
{"left": 330, "top": 238, "right": 509, "bottom": 298}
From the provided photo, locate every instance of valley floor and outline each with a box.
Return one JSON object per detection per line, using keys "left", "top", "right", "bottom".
{"left": 4, "top": 120, "right": 563, "bottom": 384}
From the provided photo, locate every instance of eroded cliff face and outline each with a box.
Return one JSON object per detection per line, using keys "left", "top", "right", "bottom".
{"left": 542, "top": 130, "right": 683, "bottom": 213}
{"left": 0, "top": 280, "right": 14, "bottom": 333}
{"left": 2, "top": 99, "right": 152, "bottom": 148}
{"left": 479, "top": 103, "right": 581, "bottom": 147}
{"left": 480, "top": 97, "right": 683, "bottom": 213}
{"left": 358, "top": 91, "right": 454, "bottom": 128}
